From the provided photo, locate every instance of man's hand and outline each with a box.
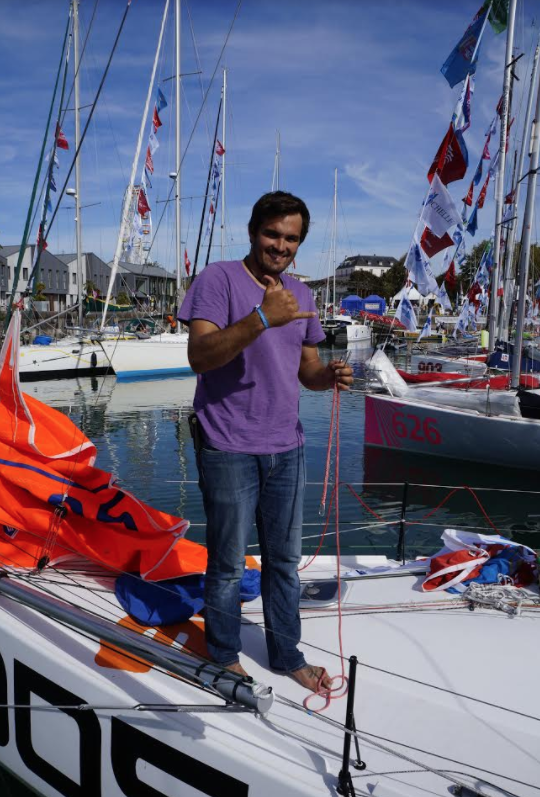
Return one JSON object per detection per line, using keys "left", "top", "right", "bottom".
{"left": 260, "top": 275, "right": 316, "bottom": 327}
{"left": 326, "top": 358, "right": 354, "bottom": 391}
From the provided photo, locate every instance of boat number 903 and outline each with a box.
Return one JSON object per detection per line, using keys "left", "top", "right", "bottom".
{"left": 391, "top": 412, "right": 441, "bottom": 444}
{"left": 418, "top": 361, "right": 443, "bottom": 372}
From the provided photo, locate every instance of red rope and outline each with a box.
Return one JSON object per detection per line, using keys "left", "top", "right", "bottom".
{"left": 302, "top": 385, "right": 348, "bottom": 712}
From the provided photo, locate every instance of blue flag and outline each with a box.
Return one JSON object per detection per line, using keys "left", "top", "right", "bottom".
{"left": 441, "top": 10, "right": 487, "bottom": 89}
{"left": 156, "top": 88, "right": 168, "bottom": 112}
{"left": 467, "top": 205, "right": 478, "bottom": 236}
{"left": 395, "top": 292, "right": 418, "bottom": 332}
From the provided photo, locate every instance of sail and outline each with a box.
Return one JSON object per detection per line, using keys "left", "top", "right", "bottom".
{"left": 0, "top": 310, "right": 206, "bottom": 580}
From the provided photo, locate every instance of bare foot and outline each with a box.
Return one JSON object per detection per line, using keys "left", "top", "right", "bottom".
{"left": 289, "top": 664, "right": 332, "bottom": 692}
{"left": 224, "top": 661, "right": 250, "bottom": 678}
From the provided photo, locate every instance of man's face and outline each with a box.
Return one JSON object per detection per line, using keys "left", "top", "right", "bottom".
{"left": 249, "top": 214, "right": 303, "bottom": 277}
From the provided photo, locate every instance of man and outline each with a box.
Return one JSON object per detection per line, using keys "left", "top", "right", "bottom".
{"left": 179, "top": 191, "right": 353, "bottom": 692}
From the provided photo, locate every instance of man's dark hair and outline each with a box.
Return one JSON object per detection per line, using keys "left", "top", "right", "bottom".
{"left": 248, "top": 191, "right": 310, "bottom": 243}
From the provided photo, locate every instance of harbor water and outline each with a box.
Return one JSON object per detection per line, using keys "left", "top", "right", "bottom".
{"left": 2, "top": 342, "right": 540, "bottom": 795}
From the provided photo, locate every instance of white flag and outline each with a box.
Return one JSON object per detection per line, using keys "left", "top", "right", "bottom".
{"left": 436, "top": 282, "right": 453, "bottom": 312}
{"left": 417, "top": 308, "right": 433, "bottom": 342}
{"left": 148, "top": 131, "right": 160, "bottom": 155}
{"left": 422, "top": 174, "right": 461, "bottom": 238}
{"left": 395, "top": 291, "right": 418, "bottom": 332}
{"left": 453, "top": 299, "right": 470, "bottom": 338}
{"left": 405, "top": 242, "right": 438, "bottom": 296}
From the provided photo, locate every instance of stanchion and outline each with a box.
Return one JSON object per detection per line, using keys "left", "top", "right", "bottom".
{"left": 337, "top": 655, "right": 365, "bottom": 796}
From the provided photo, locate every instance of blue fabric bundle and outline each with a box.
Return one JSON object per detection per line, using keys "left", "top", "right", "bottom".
{"left": 115, "top": 568, "right": 261, "bottom": 625}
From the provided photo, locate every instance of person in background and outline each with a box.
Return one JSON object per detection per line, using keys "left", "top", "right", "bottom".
{"left": 179, "top": 191, "right": 353, "bottom": 692}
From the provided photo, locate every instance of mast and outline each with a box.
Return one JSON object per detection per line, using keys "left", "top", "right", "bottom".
{"left": 73, "top": 0, "right": 83, "bottom": 328}
{"left": 174, "top": 0, "right": 182, "bottom": 331}
{"left": 332, "top": 168, "right": 337, "bottom": 316}
{"left": 101, "top": 0, "right": 170, "bottom": 330}
{"left": 220, "top": 68, "right": 227, "bottom": 260}
{"left": 272, "top": 130, "right": 280, "bottom": 191}
{"left": 498, "top": 37, "right": 540, "bottom": 340}
{"left": 510, "top": 64, "right": 540, "bottom": 390}
{"left": 487, "top": 0, "right": 517, "bottom": 350}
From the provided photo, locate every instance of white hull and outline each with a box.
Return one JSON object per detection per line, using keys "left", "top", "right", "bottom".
{"left": 346, "top": 321, "right": 371, "bottom": 342}
{"left": 365, "top": 391, "right": 540, "bottom": 469}
{"left": 0, "top": 556, "right": 538, "bottom": 796}
{"left": 19, "top": 339, "right": 113, "bottom": 382}
{"left": 101, "top": 333, "right": 191, "bottom": 380}
{"left": 410, "top": 353, "right": 487, "bottom": 376}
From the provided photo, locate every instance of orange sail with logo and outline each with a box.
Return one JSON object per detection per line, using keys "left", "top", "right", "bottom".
{"left": 0, "top": 311, "right": 206, "bottom": 580}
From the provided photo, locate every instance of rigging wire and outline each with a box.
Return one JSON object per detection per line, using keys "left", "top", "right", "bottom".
{"left": 143, "top": 0, "right": 243, "bottom": 264}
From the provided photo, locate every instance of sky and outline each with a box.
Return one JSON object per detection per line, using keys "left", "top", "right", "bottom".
{"left": 1, "top": 0, "right": 540, "bottom": 282}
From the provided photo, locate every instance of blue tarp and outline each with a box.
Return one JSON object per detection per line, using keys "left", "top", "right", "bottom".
{"left": 340, "top": 295, "right": 363, "bottom": 314}
{"left": 341, "top": 294, "right": 386, "bottom": 316}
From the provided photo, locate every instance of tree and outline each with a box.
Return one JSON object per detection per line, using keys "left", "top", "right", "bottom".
{"left": 34, "top": 282, "right": 47, "bottom": 301}
{"left": 347, "top": 270, "right": 382, "bottom": 298}
{"left": 380, "top": 256, "right": 407, "bottom": 301}
{"left": 116, "top": 291, "right": 130, "bottom": 306}
{"left": 458, "top": 239, "right": 490, "bottom": 290}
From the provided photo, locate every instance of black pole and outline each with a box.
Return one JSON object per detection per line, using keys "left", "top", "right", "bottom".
{"left": 190, "top": 98, "right": 222, "bottom": 285}
{"left": 397, "top": 481, "right": 409, "bottom": 565}
{"left": 204, "top": 181, "right": 221, "bottom": 267}
{"left": 337, "top": 655, "right": 364, "bottom": 796}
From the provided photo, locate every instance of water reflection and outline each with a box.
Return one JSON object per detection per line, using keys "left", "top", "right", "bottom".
{"left": 24, "top": 344, "right": 540, "bottom": 558}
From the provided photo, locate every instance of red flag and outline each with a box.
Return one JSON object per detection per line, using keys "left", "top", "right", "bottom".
{"left": 145, "top": 146, "right": 154, "bottom": 175}
{"left": 462, "top": 181, "right": 474, "bottom": 206}
{"left": 505, "top": 189, "right": 515, "bottom": 204}
{"left": 55, "top": 125, "right": 69, "bottom": 150}
{"left": 420, "top": 227, "right": 454, "bottom": 258}
{"left": 36, "top": 223, "right": 48, "bottom": 251}
{"left": 137, "top": 188, "right": 151, "bottom": 217}
{"left": 445, "top": 260, "right": 457, "bottom": 291}
{"left": 184, "top": 249, "right": 191, "bottom": 276}
{"left": 427, "top": 124, "right": 468, "bottom": 185}
{"left": 482, "top": 138, "right": 491, "bottom": 159}
{"left": 153, "top": 106, "right": 162, "bottom": 132}
{"left": 215, "top": 139, "right": 225, "bottom": 156}
{"left": 477, "top": 174, "right": 490, "bottom": 209}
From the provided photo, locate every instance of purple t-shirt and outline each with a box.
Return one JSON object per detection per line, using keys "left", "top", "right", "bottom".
{"left": 179, "top": 260, "right": 325, "bottom": 454}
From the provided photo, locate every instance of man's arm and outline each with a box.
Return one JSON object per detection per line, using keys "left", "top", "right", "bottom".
{"left": 187, "top": 276, "right": 316, "bottom": 374}
{"left": 298, "top": 345, "right": 354, "bottom": 391}
{"left": 187, "top": 315, "right": 265, "bottom": 374}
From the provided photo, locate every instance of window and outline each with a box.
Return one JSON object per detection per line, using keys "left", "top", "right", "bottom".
{"left": 56, "top": 270, "right": 59, "bottom": 287}
{"left": 48, "top": 269, "right": 53, "bottom": 285}
{"left": 23, "top": 268, "right": 28, "bottom": 280}
{"left": 72, "top": 273, "right": 77, "bottom": 284}
{"left": 7, "top": 267, "right": 11, "bottom": 280}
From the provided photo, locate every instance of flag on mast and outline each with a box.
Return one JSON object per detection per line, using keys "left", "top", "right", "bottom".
{"left": 440, "top": 8, "right": 488, "bottom": 88}
{"left": 395, "top": 291, "right": 418, "bottom": 332}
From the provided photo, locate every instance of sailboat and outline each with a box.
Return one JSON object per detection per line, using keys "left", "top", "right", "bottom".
{"left": 1, "top": 302, "right": 540, "bottom": 795}
{"left": 321, "top": 170, "right": 371, "bottom": 345}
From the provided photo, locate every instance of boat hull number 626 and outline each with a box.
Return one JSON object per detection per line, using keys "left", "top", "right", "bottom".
{"left": 391, "top": 411, "right": 441, "bottom": 444}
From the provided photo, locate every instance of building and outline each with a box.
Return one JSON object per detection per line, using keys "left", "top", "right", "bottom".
{"left": 0, "top": 245, "right": 69, "bottom": 311}
{"left": 0, "top": 248, "right": 176, "bottom": 315}
{"left": 336, "top": 254, "right": 398, "bottom": 279}
{"left": 306, "top": 253, "right": 399, "bottom": 309}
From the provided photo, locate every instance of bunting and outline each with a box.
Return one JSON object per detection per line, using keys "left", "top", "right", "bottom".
{"left": 205, "top": 140, "right": 226, "bottom": 239}
{"left": 184, "top": 249, "right": 191, "bottom": 276}
{"left": 427, "top": 124, "right": 468, "bottom": 185}
{"left": 417, "top": 308, "right": 434, "bottom": 342}
{"left": 395, "top": 291, "right": 418, "bottom": 332}
{"left": 440, "top": 8, "right": 488, "bottom": 89}
{"left": 124, "top": 86, "right": 169, "bottom": 263}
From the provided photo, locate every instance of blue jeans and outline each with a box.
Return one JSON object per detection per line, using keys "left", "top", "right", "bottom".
{"left": 197, "top": 444, "right": 306, "bottom": 672}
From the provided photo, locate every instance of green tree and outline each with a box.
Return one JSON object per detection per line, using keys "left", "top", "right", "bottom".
{"left": 116, "top": 291, "right": 130, "bottom": 306}
{"left": 380, "top": 257, "right": 407, "bottom": 301}
{"left": 34, "top": 282, "right": 47, "bottom": 300}
{"left": 347, "top": 270, "right": 382, "bottom": 297}
{"left": 458, "top": 239, "right": 490, "bottom": 289}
